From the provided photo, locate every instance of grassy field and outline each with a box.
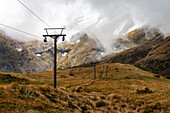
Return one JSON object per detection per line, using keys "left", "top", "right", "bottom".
{"left": 0, "top": 63, "right": 170, "bottom": 113}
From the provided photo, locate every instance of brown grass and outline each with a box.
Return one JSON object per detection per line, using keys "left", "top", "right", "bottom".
{"left": 0, "top": 63, "right": 169, "bottom": 112}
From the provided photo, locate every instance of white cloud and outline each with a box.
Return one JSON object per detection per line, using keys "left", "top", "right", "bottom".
{"left": 0, "top": 0, "right": 169, "bottom": 43}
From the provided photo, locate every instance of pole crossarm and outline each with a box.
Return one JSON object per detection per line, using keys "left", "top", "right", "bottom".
{"left": 43, "top": 34, "right": 66, "bottom": 38}
{"left": 44, "top": 28, "right": 65, "bottom": 30}
{"left": 43, "top": 28, "right": 66, "bottom": 37}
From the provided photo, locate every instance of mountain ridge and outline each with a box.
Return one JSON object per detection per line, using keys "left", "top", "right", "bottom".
{"left": 107, "top": 35, "right": 169, "bottom": 78}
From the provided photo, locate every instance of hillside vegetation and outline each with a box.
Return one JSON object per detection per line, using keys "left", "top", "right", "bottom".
{"left": 0, "top": 63, "right": 169, "bottom": 113}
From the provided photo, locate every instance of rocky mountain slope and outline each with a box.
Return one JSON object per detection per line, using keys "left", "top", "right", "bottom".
{"left": 107, "top": 33, "right": 164, "bottom": 64}
{"left": 57, "top": 34, "right": 104, "bottom": 69}
{"left": 0, "top": 32, "right": 49, "bottom": 73}
{"left": 136, "top": 36, "right": 170, "bottom": 78}
{"left": 107, "top": 34, "right": 170, "bottom": 78}
{"left": 30, "top": 33, "right": 104, "bottom": 69}
{"left": 0, "top": 26, "right": 168, "bottom": 75}
{"left": 29, "top": 27, "right": 162, "bottom": 69}
{"left": 111, "top": 27, "right": 162, "bottom": 53}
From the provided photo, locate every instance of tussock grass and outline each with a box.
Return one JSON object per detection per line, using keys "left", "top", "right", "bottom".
{"left": 0, "top": 63, "right": 169, "bottom": 112}
{"left": 96, "top": 100, "right": 109, "bottom": 107}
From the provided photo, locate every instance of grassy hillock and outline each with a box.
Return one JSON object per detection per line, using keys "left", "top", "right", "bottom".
{"left": 0, "top": 63, "right": 169, "bottom": 112}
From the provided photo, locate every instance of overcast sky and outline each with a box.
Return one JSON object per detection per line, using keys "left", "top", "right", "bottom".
{"left": 0, "top": 0, "right": 170, "bottom": 43}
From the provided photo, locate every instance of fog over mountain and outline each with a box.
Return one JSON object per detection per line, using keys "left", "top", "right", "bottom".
{"left": 0, "top": 0, "right": 170, "bottom": 47}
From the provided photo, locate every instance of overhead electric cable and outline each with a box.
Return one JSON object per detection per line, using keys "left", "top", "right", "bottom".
{"left": 18, "top": 0, "right": 50, "bottom": 27}
{"left": 0, "top": 22, "right": 42, "bottom": 39}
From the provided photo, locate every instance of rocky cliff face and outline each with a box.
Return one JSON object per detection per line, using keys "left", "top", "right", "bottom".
{"left": 0, "top": 32, "right": 49, "bottom": 73}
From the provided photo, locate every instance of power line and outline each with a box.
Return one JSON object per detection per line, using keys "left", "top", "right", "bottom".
{"left": 18, "top": 0, "right": 50, "bottom": 27}
{"left": 0, "top": 22, "right": 43, "bottom": 39}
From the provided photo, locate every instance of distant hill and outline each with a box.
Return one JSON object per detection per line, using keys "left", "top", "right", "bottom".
{"left": 0, "top": 32, "right": 49, "bottom": 73}
{"left": 107, "top": 34, "right": 170, "bottom": 78}
{"left": 1, "top": 26, "right": 169, "bottom": 75}
{"left": 35, "top": 27, "right": 162, "bottom": 69}
{"left": 136, "top": 36, "right": 170, "bottom": 78}
{"left": 33, "top": 33, "right": 104, "bottom": 69}
{"left": 107, "top": 33, "right": 164, "bottom": 64}
{"left": 111, "top": 27, "right": 162, "bottom": 53}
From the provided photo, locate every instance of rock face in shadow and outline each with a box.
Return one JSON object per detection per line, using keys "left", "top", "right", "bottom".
{"left": 0, "top": 33, "right": 49, "bottom": 73}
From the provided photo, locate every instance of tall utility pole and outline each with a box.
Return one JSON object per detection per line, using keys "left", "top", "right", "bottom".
{"left": 43, "top": 28, "right": 66, "bottom": 89}
{"left": 94, "top": 62, "right": 96, "bottom": 80}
